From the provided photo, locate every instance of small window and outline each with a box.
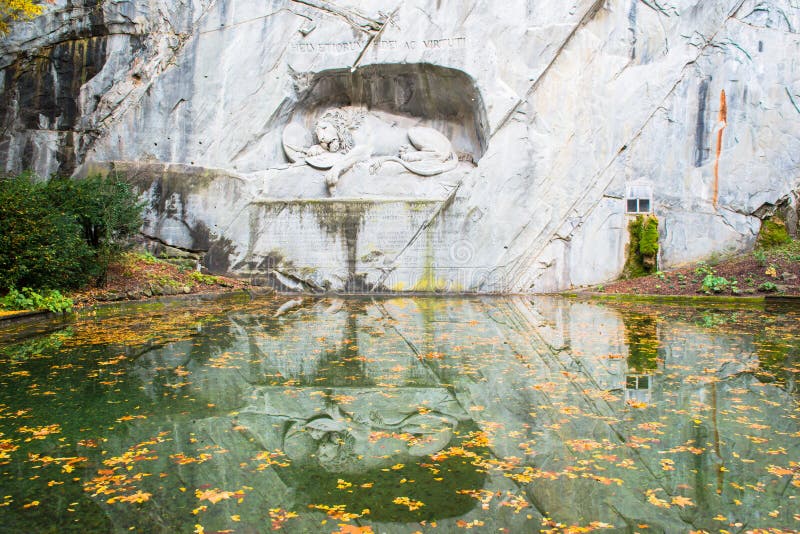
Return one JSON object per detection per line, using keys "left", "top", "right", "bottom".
{"left": 626, "top": 375, "right": 650, "bottom": 390}
{"left": 627, "top": 198, "right": 651, "bottom": 213}
{"left": 624, "top": 374, "right": 653, "bottom": 405}
{"left": 626, "top": 181, "right": 653, "bottom": 214}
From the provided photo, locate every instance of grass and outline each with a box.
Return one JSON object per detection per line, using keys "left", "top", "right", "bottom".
{"left": 189, "top": 272, "right": 223, "bottom": 285}
{"left": 766, "top": 238, "right": 800, "bottom": 262}
{"left": 599, "top": 231, "right": 800, "bottom": 298}
{"left": 68, "top": 249, "right": 246, "bottom": 306}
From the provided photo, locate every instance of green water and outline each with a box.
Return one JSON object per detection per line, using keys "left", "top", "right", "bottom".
{"left": 0, "top": 295, "right": 798, "bottom": 533}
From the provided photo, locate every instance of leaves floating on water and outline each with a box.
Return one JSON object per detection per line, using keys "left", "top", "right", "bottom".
{"left": 0, "top": 296, "right": 797, "bottom": 531}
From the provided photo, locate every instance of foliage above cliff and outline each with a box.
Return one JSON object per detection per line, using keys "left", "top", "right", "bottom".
{"left": 0, "top": 0, "right": 46, "bottom": 34}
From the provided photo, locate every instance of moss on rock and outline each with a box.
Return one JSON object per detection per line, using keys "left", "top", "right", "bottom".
{"left": 757, "top": 217, "right": 791, "bottom": 249}
{"left": 623, "top": 215, "right": 659, "bottom": 278}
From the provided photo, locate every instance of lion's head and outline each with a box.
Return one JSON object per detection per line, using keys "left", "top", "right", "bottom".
{"left": 313, "top": 107, "right": 363, "bottom": 154}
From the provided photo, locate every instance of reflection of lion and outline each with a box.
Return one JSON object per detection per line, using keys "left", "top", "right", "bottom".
{"left": 283, "top": 106, "right": 459, "bottom": 194}
{"left": 281, "top": 408, "right": 458, "bottom": 473}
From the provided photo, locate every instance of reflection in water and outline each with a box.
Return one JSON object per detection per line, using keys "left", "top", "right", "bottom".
{"left": 0, "top": 296, "right": 798, "bottom": 533}
{"left": 621, "top": 310, "right": 659, "bottom": 373}
{"left": 621, "top": 310, "right": 660, "bottom": 406}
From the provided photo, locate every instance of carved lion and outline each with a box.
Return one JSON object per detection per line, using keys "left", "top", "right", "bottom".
{"left": 282, "top": 106, "right": 459, "bottom": 194}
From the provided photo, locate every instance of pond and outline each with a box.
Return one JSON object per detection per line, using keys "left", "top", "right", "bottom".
{"left": 0, "top": 295, "right": 798, "bottom": 533}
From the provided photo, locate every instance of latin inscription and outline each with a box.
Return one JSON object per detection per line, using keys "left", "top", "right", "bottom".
{"left": 289, "top": 36, "right": 466, "bottom": 54}
{"left": 290, "top": 40, "right": 364, "bottom": 54}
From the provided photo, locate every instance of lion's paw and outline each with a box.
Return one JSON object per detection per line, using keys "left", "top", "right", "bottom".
{"left": 324, "top": 170, "right": 339, "bottom": 187}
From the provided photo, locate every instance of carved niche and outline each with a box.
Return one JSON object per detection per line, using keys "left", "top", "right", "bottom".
{"left": 280, "top": 64, "right": 488, "bottom": 196}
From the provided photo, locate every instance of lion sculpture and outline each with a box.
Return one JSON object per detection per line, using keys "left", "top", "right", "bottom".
{"left": 282, "top": 106, "right": 459, "bottom": 194}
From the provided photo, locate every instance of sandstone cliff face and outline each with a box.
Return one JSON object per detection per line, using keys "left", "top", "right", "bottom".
{"left": 1, "top": 0, "right": 799, "bottom": 292}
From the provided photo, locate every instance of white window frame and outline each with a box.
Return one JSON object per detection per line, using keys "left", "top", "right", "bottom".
{"left": 624, "top": 374, "right": 653, "bottom": 405}
{"left": 625, "top": 181, "right": 653, "bottom": 214}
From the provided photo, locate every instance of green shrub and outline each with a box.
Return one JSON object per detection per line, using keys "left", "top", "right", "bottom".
{"left": 639, "top": 216, "right": 659, "bottom": 257}
{"left": 759, "top": 281, "right": 778, "bottom": 292}
{"left": 0, "top": 173, "right": 143, "bottom": 291}
{"left": 147, "top": 274, "right": 182, "bottom": 290}
{"left": 695, "top": 261, "right": 714, "bottom": 277}
{"left": 0, "top": 287, "right": 73, "bottom": 313}
{"left": 0, "top": 175, "right": 95, "bottom": 289}
{"left": 769, "top": 237, "right": 800, "bottom": 262}
{"left": 701, "top": 274, "right": 729, "bottom": 294}
{"left": 135, "top": 251, "right": 158, "bottom": 264}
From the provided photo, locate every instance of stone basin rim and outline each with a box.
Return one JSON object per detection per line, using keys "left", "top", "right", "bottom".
{"left": 250, "top": 197, "right": 447, "bottom": 204}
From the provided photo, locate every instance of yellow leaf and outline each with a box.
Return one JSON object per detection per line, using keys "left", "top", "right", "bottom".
{"left": 671, "top": 496, "right": 694, "bottom": 508}
{"left": 767, "top": 465, "right": 794, "bottom": 477}
{"left": 333, "top": 525, "right": 374, "bottom": 534}
{"left": 660, "top": 459, "right": 675, "bottom": 471}
{"left": 195, "top": 488, "right": 234, "bottom": 504}
{"left": 645, "top": 489, "right": 670, "bottom": 509}
{"left": 393, "top": 496, "right": 425, "bottom": 511}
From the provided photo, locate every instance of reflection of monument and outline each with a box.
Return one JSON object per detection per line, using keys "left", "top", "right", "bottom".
{"left": 226, "top": 299, "right": 487, "bottom": 521}
{"left": 283, "top": 106, "right": 460, "bottom": 194}
{"left": 236, "top": 299, "right": 468, "bottom": 472}
{"left": 240, "top": 388, "right": 461, "bottom": 473}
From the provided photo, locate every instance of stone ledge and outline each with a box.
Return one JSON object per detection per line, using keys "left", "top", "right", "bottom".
{"left": 251, "top": 198, "right": 446, "bottom": 204}
{"left": 0, "top": 309, "right": 56, "bottom": 325}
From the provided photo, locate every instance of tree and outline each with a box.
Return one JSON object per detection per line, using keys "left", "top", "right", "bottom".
{"left": 0, "top": 0, "right": 45, "bottom": 35}
{"left": 0, "top": 173, "right": 144, "bottom": 291}
{"left": 45, "top": 175, "right": 145, "bottom": 283}
{"left": 0, "top": 174, "right": 94, "bottom": 290}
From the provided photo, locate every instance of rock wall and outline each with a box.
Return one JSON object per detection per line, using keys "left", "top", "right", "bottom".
{"left": 1, "top": 0, "right": 799, "bottom": 292}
